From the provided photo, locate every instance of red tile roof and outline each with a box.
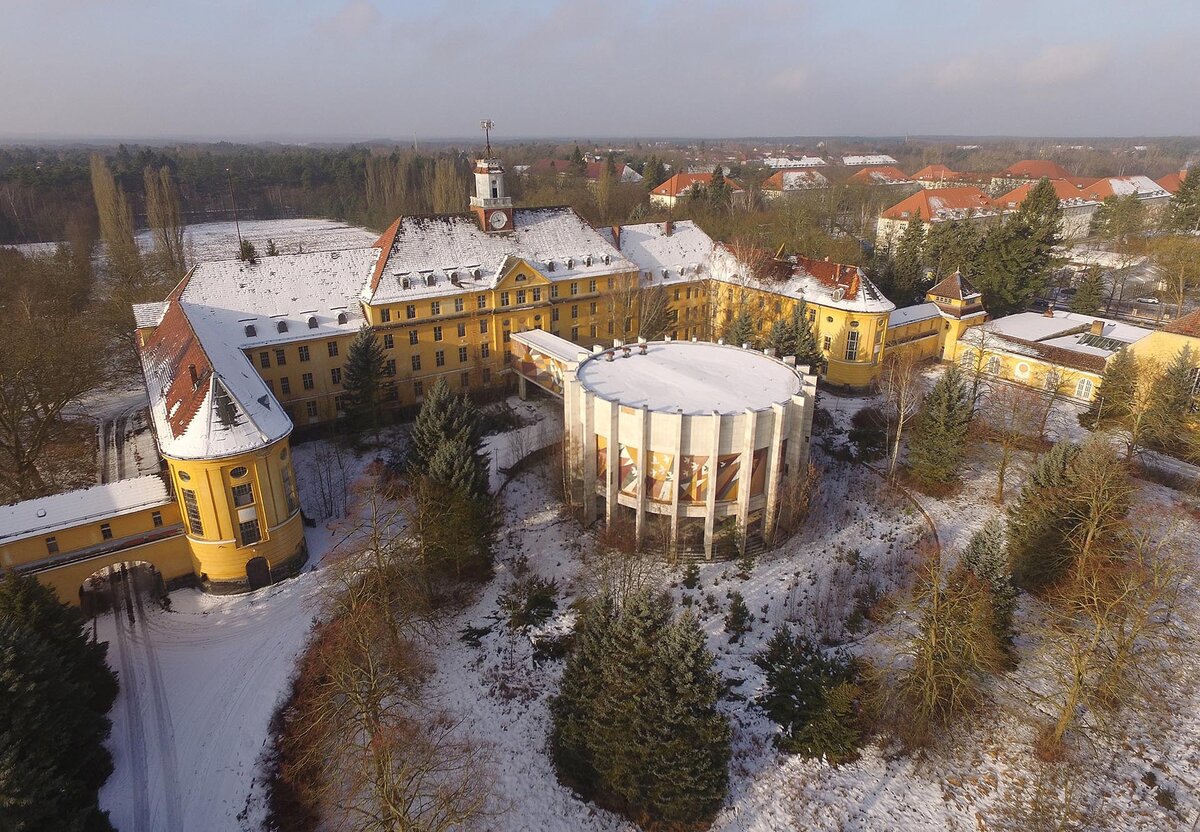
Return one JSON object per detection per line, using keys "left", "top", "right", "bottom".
{"left": 1002, "top": 160, "right": 1073, "bottom": 180}
{"left": 912, "top": 164, "right": 959, "bottom": 181}
{"left": 848, "top": 166, "right": 911, "bottom": 185}
{"left": 996, "top": 178, "right": 1095, "bottom": 208}
{"left": 139, "top": 300, "right": 213, "bottom": 441}
{"left": 795, "top": 256, "right": 863, "bottom": 299}
{"left": 1165, "top": 309, "right": 1200, "bottom": 337}
{"left": 1157, "top": 168, "right": 1188, "bottom": 194}
{"left": 881, "top": 187, "right": 1001, "bottom": 222}
{"left": 650, "top": 172, "right": 743, "bottom": 197}
{"left": 368, "top": 217, "right": 403, "bottom": 293}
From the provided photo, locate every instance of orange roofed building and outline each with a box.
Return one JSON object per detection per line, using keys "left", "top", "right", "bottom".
{"left": 875, "top": 186, "right": 1006, "bottom": 250}
{"left": 996, "top": 178, "right": 1101, "bottom": 239}
{"left": 847, "top": 166, "right": 912, "bottom": 186}
{"left": 649, "top": 172, "right": 745, "bottom": 209}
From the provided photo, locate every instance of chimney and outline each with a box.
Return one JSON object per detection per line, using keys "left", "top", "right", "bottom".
{"left": 1090, "top": 319, "right": 1104, "bottom": 335}
{"left": 663, "top": 220, "right": 674, "bottom": 237}
{"left": 1043, "top": 303, "right": 1055, "bottom": 318}
{"left": 611, "top": 225, "right": 621, "bottom": 249}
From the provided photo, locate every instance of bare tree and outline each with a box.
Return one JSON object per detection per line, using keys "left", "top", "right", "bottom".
{"left": 90, "top": 155, "right": 152, "bottom": 328}
{"left": 143, "top": 166, "right": 187, "bottom": 281}
{"left": 1149, "top": 234, "right": 1200, "bottom": 320}
{"left": 880, "top": 349, "right": 923, "bottom": 483}
{"left": 431, "top": 157, "right": 468, "bottom": 215}
{"left": 976, "top": 383, "right": 1043, "bottom": 503}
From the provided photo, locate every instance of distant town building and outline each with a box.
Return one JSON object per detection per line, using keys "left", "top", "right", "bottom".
{"left": 649, "top": 172, "right": 745, "bottom": 209}
{"left": 876, "top": 186, "right": 1006, "bottom": 250}
{"left": 995, "top": 179, "right": 1102, "bottom": 239}
{"left": 1157, "top": 167, "right": 1189, "bottom": 194}
{"left": 760, "top": 169, "right": 830, "bottom": 198}
{"left": 525, "top": 158, "right": 644, "bottom": 184}
{"left": 842, "top": 154, "right": 899, "bottom": 166}
{"left": 762, "top": 156, "right": 826, "bottom": 168}
{"left": 847, "top": 166, "right": 913, "bottom": 186}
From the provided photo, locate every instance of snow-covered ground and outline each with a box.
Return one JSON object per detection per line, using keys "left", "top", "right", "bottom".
{"left": 5, "top": 217, "right": 377, "bottom": 262}
{"left": 93, "top": 385, "right": 1199, "bottom": 831}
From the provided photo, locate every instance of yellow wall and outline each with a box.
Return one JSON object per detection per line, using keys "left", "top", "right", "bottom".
{"left": 165, "top": 436, "right": 306, "bottom": 588}
{"left": 1128, "top": 330, "right": 1200, "bottom": 370}
{"left": 31, "top": 536, "right": 193, "bottom": 606}
{"left": 950, "top": 339, "right": 1102, "bottom": 401}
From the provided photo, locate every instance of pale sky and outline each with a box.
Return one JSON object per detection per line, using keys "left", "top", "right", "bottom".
{"left": 2, "top": 0, "right": 1198, "bottom": 141}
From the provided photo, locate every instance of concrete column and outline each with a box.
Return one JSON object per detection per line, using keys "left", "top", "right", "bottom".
{"left": 785, "top": 394, "right": 805, "bottom": 479}
{"left": 762, "top": 403, "right": 787, "bottom": 547}
{"left": 735, "top": 409, "right": 757, "bottom": 557}
{"left": 580, "top": 390, "right": 597, "bottom": 525}
{"left": 517, "top": 373, "right": 528, "bottom": 400}
{"left": 668, "top": 409, "right": 684, "bottom": 558}
{"left": 703, "top": 411, "right": 721, "bottom": 559}
{"left": 605, "top": 402, "right": 619, "bottom": 532}
{"left": 634, "top": 405, "right": 649, "bottom": 550}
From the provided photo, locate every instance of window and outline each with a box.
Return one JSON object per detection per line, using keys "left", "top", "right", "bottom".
{"left": 302, "top": 372, "right": 314, "bottom": 390}
{"left": 432, "top": 326, "right": 443, "bottom": 342}
{"left": 232, "top": 482, "right": 254, "bottom": 507}
{"left": 298, "top": 345, "right": 310, "bottom": 362}
{"left": 1075, "top": 378, "right": 1095, "bottom": 400}
{"left": 266, "top": 379, "right": 275, "bottom": 393}
{"left": 435, "top": 350, "right": 445, "bottom": 367}
{"left": 259, "top": 351, "right": 270, "bottom": 369}
{"left": 327, "top": 341, "right": 339, "bottom": 358}
{"left": 674, "top": 288, "right": 680, "bottom": 301}
{"left": 458, "top": 346, "right": 468, "bottom": 363}
{"left": 503, "top": 330, "right": 511, "bottom": 343}
{"left": 152, "top": 510, "right": 163, "bottom": 528}
{"left": 409, "top": 330, "right": 419, "bottom": 345}
{"left": 552, "top": 307, "right": 560, "bottom": 322}
{"left": 461, "top": 372, "right": 470, "bottom": 388}
{"left": 551, "top": 285, "right": 559, "bottom": 298}
{"left": 238, "top": 518, "right": 261, "bottom": 547}
{"left": 480, "top": 319, "right": 488, "bottom": 334}
{"left": 454, "top": 298, "right": 464, "bottom": 312}
{"left": 500, "top": 291, "right": 510, "bottom": 306}
{"left": 383, "top": 333, "right": 394, "bottom": 349}
{"left": 279, "top": 377, "right": 290, "bottom": 394}
{"left": 571, "top": 305, "right": 579, "bottom": 319}
{"left": 380, "top": 307, "right": 391, "bottom": 323}
{"left": 986, "top": 356, "right": 1002, "bottom": 375}
{"left": 482, "top": 368, "right": 492, "bottom": 383}
{"left": 282, "top": 466, "right": 299, "bottom": 515}
{"left": 406, "top": 305, "right": 417, "bottom": 319}
{"left": 457, "top": 323, "right": 466, "bottom": 338}
{"left": 182, "top": 489, "right": 203, "bottom": 536}
{"left": 45, "top": 536, "right": 58, "bottom": 555}
{"left": 274, "top": 348, "right": 286, "bottom": 366}
{"left": 517, "top": 289, "right": 526, "bottom": 305}
{"left": 385, "top": 358, "right": 396, "bottom": 376}
{"left": 589, "top": 324, "right": 597, "bottom": 338}
{"left": 822, "top": 336, "right": 832, "bottom": 352}
{"left": 306, "top": 401, "right": 318, "bottom": 418}
{"left": 845, "top": 330, "right": 860, "bottom": 361}
{"left": 230, "top": 466, "right": 248, "bottom": 478}
{"left": 533, "top": 288, "right": 542, "bottom": 302}
{"left": 608, "top": 321, "right": 614, "bottom": 334}
{"left": 331, "top": 367, "right": 342, "bottom": 385}
{"left": 570, "top": 282, "right": 579, "bottom": 296}
{"left": 414, "top": 380, "right": 424, "bottom": 397}
{"left": 411, "top": 355, "right": 421, "bottom": 371}
{"left": 477, "top": 295, "right": 487, "bottom": 309}
{"left": 515, "top": 272, "right": 526, "bottom": 282}
{"left": 589, "top": 279, "right": 597, "bottom": 293}
{"left": 431, "top": 301, "right": 441, "bottom": 315}
{"left": 481, "top": 343, "right": 490, "bottom": 358}
{"left": 1044, "top": 370, "right": 1062, "bottom": 391}
{"left": 571, "top": 326, "right": 579, "bottom": 341}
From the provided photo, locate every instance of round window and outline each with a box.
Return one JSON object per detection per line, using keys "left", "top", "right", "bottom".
{"left": 279, "top": 448, "right": 288, "bottom": 461}
{"left": 178, "top": 471, "right": 191, "bottom": 482}
{"left": 849, "top": 321, "right": 859, "bottom": 328}
{"left": 826, "top": 316, "right": 834, "bottom": 323}
{"left": 230, "top": 466, "right": 248, "bottom": 478}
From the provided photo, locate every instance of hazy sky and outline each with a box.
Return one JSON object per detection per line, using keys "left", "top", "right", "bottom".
{"left": 3, "top": 0, "right": 1198, "bottom": 141}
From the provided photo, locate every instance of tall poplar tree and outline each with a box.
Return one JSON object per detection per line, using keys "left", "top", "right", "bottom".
{"left": 143, "top": 165, "right": 187, "bottom": 281}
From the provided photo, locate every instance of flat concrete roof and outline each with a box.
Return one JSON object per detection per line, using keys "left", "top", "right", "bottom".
{"left": 576, "top": 341, "right": 802, "bottom": 415}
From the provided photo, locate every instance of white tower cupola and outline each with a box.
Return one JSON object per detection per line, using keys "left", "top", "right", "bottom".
{"left": 470, "top": 119, "right": 514, "bottom": 233}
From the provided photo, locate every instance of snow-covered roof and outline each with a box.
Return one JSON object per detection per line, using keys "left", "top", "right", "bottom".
{"left": 602, "top": 220, "right": 715, "bottom": 287}
{"left": 1081, "top": 176, "right": 1171, "bottom": 201}
{"left": 964, "top": 311, "right": 1153, "bottom": 369}
{"left": 763, "top": 156, "right": 826, "bottom": 168}
{"left": 888, "top": 302, "right": 940, "bottom": 328}
{"left": 511, "top": 329, "right": 586, "bottom": 363}
{"left": 575, "top": 341, "right": 802, "bottom": 415}
{"left": 0, "top": 475, "right": 173, "bottom": 546}
{"left": 133, "top": 302, "right": 168, "bottom": 328}
{"left": 365, "top": 208, "right": 634, "bottom": 306}
{"left": 763, "top": 170, "right": 830, "bottom": 191}
{"left": 843, "top": 155, "right": 898, "bottom": 166}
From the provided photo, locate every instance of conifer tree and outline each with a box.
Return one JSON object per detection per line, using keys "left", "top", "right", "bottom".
{"left": 893, "top": 218, "right": 926, "bottom": 303}
{"left": 922, "top": 220, "right": 980, "bottom": 283}
{"left": 958, "top": 518, "right": 1016, "bottom": 651}
{"left": 724, "top": 591, "right": 751, "bottom": 642}
{"left": 550, "top": 595, "right": 616, "bottom": 788}
{"left": 1145, "top": 346, "right": 1198, "bottom": 451}
{"left": 265, "top": 238, "right": 279, "bottom": 257}
{"left": 1086, "top": 347, "right": 1138, "bottom": 425}
{"left": 1068, "top": 266, "right": 1105, "bottom": 314}
{"left": 238, "top": 239, "right": 258, "bottom": 263}
{"left": 1166, "top": 167, "right": 1200, "bottom": 232}
{"left": 342, "top": 326, "right": 386, "bottom": 437}
{"left": 767, "top": 304, "right": 821, "bottom": 368}
{"left": 407, "top": 378, "right": 483, "bottom": 473}
{"left": 906, "top": 364, "right": 972, "bottom": 488}
{"left": 1006, "top": 442, "right": 1080, "bottom": 590}
{"left": 723, "top": 308, "right": 757, "bottom": 348}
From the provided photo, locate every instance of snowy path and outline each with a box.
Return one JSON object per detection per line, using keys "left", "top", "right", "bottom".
{"left": 98, "top": 567, "right": 326, "bottom": 831}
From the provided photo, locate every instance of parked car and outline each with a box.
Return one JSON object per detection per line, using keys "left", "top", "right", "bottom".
{"left": 1135, "top": 296, "right": 1160, "bottom": 305}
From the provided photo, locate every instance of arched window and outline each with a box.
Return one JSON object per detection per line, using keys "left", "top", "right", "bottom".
{"left": 1075, "top": 378, "right": 1094, "bottom": 400}
{"left": 277, "top": 321, "right": 288, "bottom": 333}
{"left": 337, "top": 312, "right": 348, "bottom": 325}
{"left": 985, "top": 356, "right": 1001, "bottom": 375}
{"left": 244, "top": 324, "right": 256, "bottom": 337}
{"left": 307, "top": 316, "right": 318, "bottom": 329}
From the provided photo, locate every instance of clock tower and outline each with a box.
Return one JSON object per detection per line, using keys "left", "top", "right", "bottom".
{"left": 470, "top": 119, "right": 513, "bottom": 233}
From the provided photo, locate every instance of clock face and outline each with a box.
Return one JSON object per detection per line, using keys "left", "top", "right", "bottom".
{"left": 489, "top": 210, "right": 509, "bottom": 230}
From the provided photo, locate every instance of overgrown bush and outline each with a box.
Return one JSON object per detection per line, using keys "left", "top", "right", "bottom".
{"left": 498, "top": 575, "right": 558, "bottom": 632}
{"left": 848, "top": 405, "right": 888, "bottom": 462}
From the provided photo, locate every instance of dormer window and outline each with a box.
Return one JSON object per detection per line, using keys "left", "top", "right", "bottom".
{"left": 277, "top": 321, "right": 288, "bottom": 333}
{"left": 584, "top": 255, "right": 593, "bottom": 267}
{"left": 401, "top": 277, "right": 410, "bottom": 290}
{"left": 547, "top": 261, "right": 556, "bottom": 272}
{"left": 244, "top": 324, "right": 256, "bottom": 337}
{"left": 472, "top": 268, "right": 482, "bottom": 279}
{"left": 515, "top": 273, "right": 526, "bottom": 282}
{"left": 307, "top": 316, "right": 318, "bottom": 329}
{"left": 566, "top": 258, "right": 574, "bottom": 269}
{"left": 603, "top": 254, "right": 611, "bottom": 265}
{"left": 336, "top": 312, "right": 348, "bottom": 325}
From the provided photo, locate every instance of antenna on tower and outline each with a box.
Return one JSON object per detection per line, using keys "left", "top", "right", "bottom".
{"left": 480, "top": 119, "right": 494, "bottom": 157}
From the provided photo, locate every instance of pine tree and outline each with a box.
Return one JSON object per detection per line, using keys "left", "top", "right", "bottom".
{"left": 342, "top": 326, "right": 386, "bottom": 437}
{"left": 767, "top": 304, "right": 822, "bottom": 367}
{"left": 1006, "top": 442, "right": 1080, "bottom": 590}
{"left": 1167, "top": 167, "right": 1200, "bottom": 232}
{"left": 550, "top": 595, "right": 615, "bottom": 789}
{"left": 765, "top": 313, "right": 800, "bottom": 358}
{"left": 974, "top": 219, "right": 1043, "bottom": 315}
{"left": 959, "top": 518, "right": 1016, "bottom": 651}
{"left": 265, "top": 238, "right": 279, "bottom": 257}
{"left": 723, "top": 308, "right": 757, "bottom": 348}
{"left": 922, "top": 220, "right": 980, "bottom": 283}
{"left": 1087, "top": 347, "right": 1138, "bottom": 425}
{"left": 724, "top": 591, "right": 751, "bottom": 642}
{"left": 407, "top": 378, "right": 484, "bottom": 473}
{"left": 708, "top": 165, "right": 730, "bottom": 206}
{"left": 425, "top": 433, "right": 489, "bottom": 500}
{"left": 1068, "top": 266, "right": 1105, "bottom": 314}
{"left": 907, "top": 364, "right": 972, "bottom": 488}
{"left": 893, "top": 218, "right": 926, "bottom": 303}
{"left": 569, "top": 144, "right": 586, "bottom": 175}
{"left": 1145, "top": 346, "right": 1198, "bottom": 451}
{"left": 238, "top": 239, "right": 258, "bottom": 263}
{"left": 1015, "top": 178, "right": 1064, "bottom": 262}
